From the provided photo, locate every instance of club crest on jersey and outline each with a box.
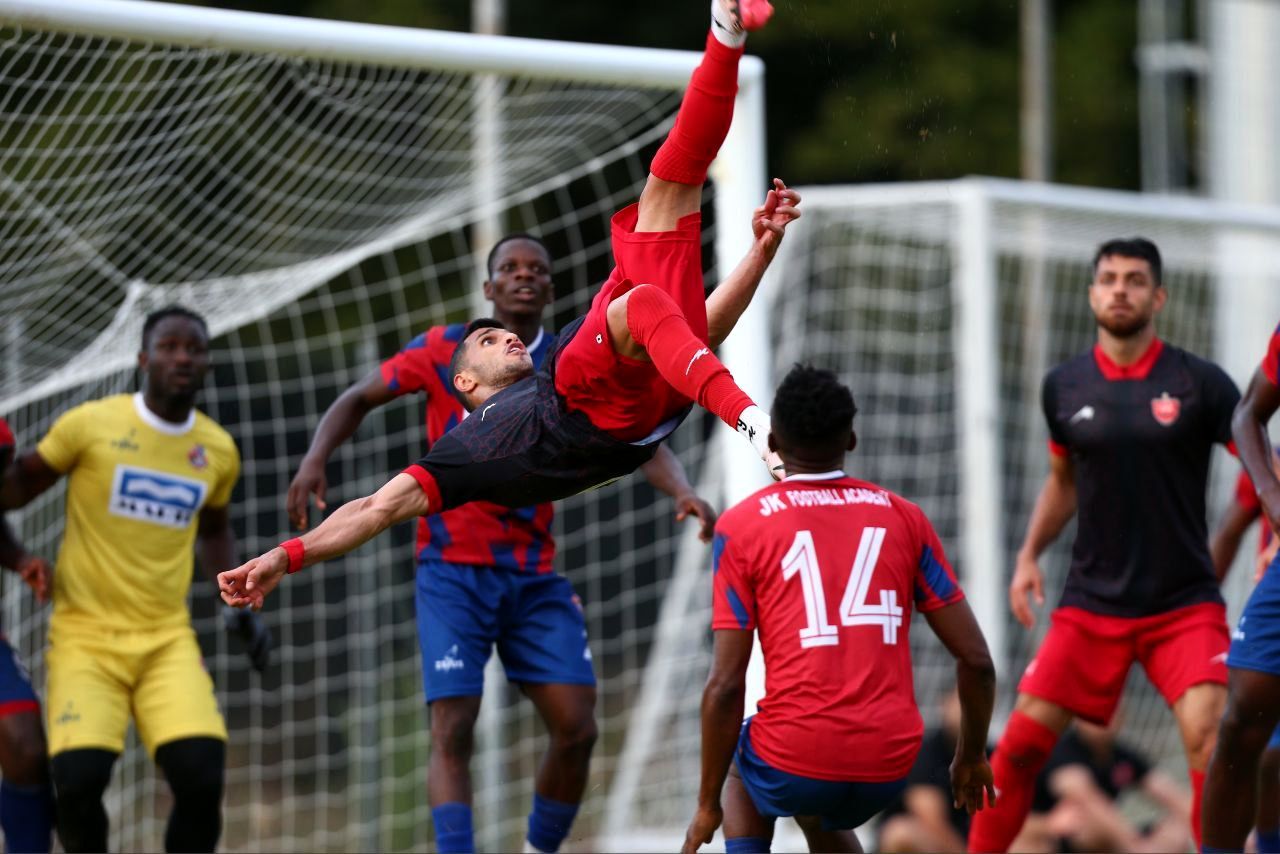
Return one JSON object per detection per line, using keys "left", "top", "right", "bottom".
{"left": 108, "top": 465, "right": 207, "bottom": 529}
{"left": 1151, "top": 392, "right": 1180, "bottom": 426}
{"left": 188, "top": 444, "right": 208, "bottom": 470}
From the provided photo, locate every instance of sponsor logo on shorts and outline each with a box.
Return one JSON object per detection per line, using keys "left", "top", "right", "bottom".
{"left": 434, "top": 644, "right": 465, "bottom": 672}
{"left": 108, "top": 465, "right": 207, "bottom": 529}
{"left": 1234, "top": 616, "right": 1247, "bottom": 642}
{"left": 55, "top": 701, "right": 80, "bottom": 726}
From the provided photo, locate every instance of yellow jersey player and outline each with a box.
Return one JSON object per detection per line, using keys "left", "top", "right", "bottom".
{"left": 0, "top": 306, "right": 270, "bottom": 853}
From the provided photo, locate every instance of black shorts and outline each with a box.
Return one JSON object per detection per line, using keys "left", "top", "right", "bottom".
{"left": 407, "top": 319, "right": 687, "bottom": 510}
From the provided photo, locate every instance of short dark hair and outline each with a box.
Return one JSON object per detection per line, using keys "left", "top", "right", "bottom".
{"left": 448, "top": 318, "right": 506, "bottom": 410}
{"left": 141, "top": 305, "right": 208, "bottom": 350}
{"left": 486, "top": 233, "right": 552, "bottom": 278}
{"left": 771, "top": 364, "right": 857, "bottom": 453}
{"left": 1092, "top": 237, "right": 1163, "bottom": 285}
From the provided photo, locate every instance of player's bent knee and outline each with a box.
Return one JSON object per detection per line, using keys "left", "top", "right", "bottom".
{"left": 431, "top": 701, "right": 481, "bottom": 760}
{"left": 549, "top": 715, "right": 597, "bottom": 758}
{"left": 0, "top": 715, "right": 49, "bottom": 785}
{"left": 51, "top": 749, "right": 116, "bottom": 801}
{"left": 156, "top": 737, "right": 225, "bottom": 797}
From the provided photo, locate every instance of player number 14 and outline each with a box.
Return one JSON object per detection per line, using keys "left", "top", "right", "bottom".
{"left": 781, "top": 527, "right": 904, "bottom": 648}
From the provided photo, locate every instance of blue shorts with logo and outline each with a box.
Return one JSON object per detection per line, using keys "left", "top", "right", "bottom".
{"left": 1228, "top": 552, "right": 1280, "bottom": 677}
{"left": 734, "top": 718, "right": 908, "bottom": 831}
{"left": 0, "top": 634, "right": 39, "bottom": 715}
{"left": 415, "top": 559, "right": 596, "bottom": 702}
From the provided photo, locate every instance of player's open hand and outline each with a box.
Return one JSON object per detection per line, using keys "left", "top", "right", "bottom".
{"left": 1009, "top": 551, "right": 1046, "bottom": 629}
{"left": 286, "top": 458, "right": 328, "bottom": 531}
{"left": 682, "top": 803, "right": 723, "bottom": 854}
{"left": 751, "top": 178, "right": 801, "bottom": 259}
{"left": 674, "top": 493, "right": 717, "bottom": 543}
{"left": 16, "top": 553, "right": 50, "bottom": 604}
{"left": 950, "top": 754, "right": 997, "bottom": 815}
{"left": 219, "top": 548, "right": 288, "bottom": 611}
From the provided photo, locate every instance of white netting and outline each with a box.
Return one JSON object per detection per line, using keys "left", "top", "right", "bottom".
{"left": 0, "top": 11, "right": 747, "bottom": 852}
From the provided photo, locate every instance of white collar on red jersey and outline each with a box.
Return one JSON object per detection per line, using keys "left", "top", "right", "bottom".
{"left": 784, "top": 470, "right": 847, "bottom": 482}
{"left": 133, "top": 392, "right": 195, "bottom": 436}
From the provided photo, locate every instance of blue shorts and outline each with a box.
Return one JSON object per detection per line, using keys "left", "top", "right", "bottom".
{"left": 1228, "top": 552, "right": 1280, "bottom": 676}
{"left": 1269, "top": 723, "right": 1280, "bottom": 752}
{"left": 0, "top": 634, "right": 39, "bottom": 716}
{"left": 734, "top": 718, "right": 907, "bottom": 831}
{"left": 415, "top": 560, "right": 596, "bottom": 702}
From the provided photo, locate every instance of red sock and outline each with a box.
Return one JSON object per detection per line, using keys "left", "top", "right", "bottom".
{"left": 649, "top": 32, "right": 743, "bottom": 185}
{"left": 967, "top": 711, "right": 1059, "bottom": 853}
{"left": 625, "top": 284, "right": 755, "bottom": 429}
{"left": 1190, "top": 768, "right": 1205, "bottom": 849}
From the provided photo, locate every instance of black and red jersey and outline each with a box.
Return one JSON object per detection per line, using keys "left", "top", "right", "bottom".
{"left": 380, "top": 324, "right": 556, "bottom": 573}
{"left": 1042, "top": 338, "right": 1239, "bottom": 617}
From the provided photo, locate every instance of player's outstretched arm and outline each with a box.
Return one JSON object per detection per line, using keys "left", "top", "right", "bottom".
{"left": 706, "top": 178, "right": 802, "bottom": 350}
{"left": 1011, "top": 452, "right": 1076, "bottom": 628}
{"left": 288, "top": 370, "right": 399, "bottom": 531}
{"left": 220, "top": 471, "right": 432, "bottom": 610}
{"left": 683, "top": 627, "right": 753, "bottom": 854}
{"left": 923, "top": 599, "right": 997, "bottom": 817}
{"left": 1234, "top": 367, "right": 1280, "bottom": 534}
{"left": 639, "top": 444, "right": 717, "bottom": 542}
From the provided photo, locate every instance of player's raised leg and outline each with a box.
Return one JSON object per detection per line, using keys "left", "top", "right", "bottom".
{"left": 636, "top": 0, "right": 773, "bottom": 235}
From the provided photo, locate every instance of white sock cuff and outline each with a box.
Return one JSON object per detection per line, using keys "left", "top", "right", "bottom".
{"left": 711, "top": 0, "right": 748, "bottom": 47}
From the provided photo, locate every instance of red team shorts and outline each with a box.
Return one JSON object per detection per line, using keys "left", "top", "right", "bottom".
{"left": 1018, "top": 602, "right": 1229, "bottom": 724}
{"left": 553, "top": 203, "right": 706, "bottom": 442}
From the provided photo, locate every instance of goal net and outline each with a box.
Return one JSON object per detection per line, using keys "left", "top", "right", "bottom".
{"left": 0, "top": 1, "right": 767, "bottom": 850}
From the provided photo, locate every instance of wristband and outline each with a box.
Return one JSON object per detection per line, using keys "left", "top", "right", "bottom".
{"left": 280, "top": 538, "right": 306, "bottom": 574}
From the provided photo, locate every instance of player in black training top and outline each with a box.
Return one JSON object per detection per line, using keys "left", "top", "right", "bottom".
{"left": 968, "top": 238, "right": 1240, "bottom": 853}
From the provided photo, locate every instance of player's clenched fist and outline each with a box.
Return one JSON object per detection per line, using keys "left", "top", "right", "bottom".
{"left": 219, "top": 548, "right": 288, "bottom": 611}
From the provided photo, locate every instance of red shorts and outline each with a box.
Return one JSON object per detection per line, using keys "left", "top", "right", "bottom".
{"left": 1018, "top": 602, "right": 1229, "bottom": 724}
{"left": 553, "top": 204, "right": 705, "bottom": 441}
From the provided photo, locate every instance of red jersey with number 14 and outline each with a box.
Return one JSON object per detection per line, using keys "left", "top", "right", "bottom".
{"left": 712, "top": 471, "right": 965, "bottom": 782}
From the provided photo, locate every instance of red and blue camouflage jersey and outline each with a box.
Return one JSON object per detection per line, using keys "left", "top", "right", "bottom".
{"left": 1265, "top": 321, "right": 1280, "bottom": 389}
{"left": 712, "top": 471, "right": 965, "bottom": 782}
{"left": 380, "top": 324, "right": 556, "bottom": 573}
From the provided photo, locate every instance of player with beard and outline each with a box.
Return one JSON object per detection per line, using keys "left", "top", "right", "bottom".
{"left": 967, "top": 238, "right": 1240, "bottom": 852}
{"left": 0, "top": 307, "right": 270, "bottom": 853}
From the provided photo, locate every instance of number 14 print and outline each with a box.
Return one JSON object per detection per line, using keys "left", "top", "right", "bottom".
{"left": 782, "top": 527, "right": 904, "bottom": 648}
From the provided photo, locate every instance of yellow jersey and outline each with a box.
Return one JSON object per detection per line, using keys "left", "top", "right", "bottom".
{"left": 37, "top": 393, "right": 240, "bottom": 630}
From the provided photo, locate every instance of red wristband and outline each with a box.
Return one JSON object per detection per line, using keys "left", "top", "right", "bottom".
{"left": 280, "top": 538, "right": 305, "bottom": 574}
